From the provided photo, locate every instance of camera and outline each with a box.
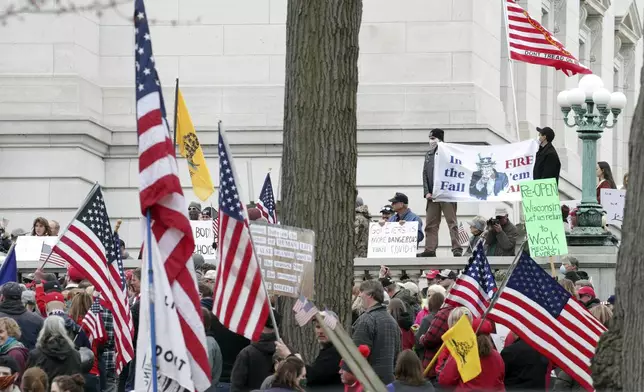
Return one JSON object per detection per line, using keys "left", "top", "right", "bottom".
{"left": 487, "top": 218, "right": 499, "bottom": 227}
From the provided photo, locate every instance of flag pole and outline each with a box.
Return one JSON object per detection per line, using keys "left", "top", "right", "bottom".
{"left": 503, "top": 0, "right": 521, "bottom": 143}
{"left": 218, "top": 120, "right": 281, "bottom": 341}
{"left": 475, "top": 240, "right": 527, "bottom": 333}
{"left": 146, "top": 209, "right": 159, "bottom": 392}
{"left": 173, "top": 78, "right": 179, "bottom": 146}
{"left": 39, "top": 182, "right": 100, "bottom": 269}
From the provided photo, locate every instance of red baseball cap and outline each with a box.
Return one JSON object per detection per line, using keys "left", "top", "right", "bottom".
{"left": 577, "top": 286, "right": 596, "bottom": 298}
{"left": 426, "top": 270, "right": 440, "bottom": 279}
{"left": 45, "top": 292, "right": 65, "bottom": 304}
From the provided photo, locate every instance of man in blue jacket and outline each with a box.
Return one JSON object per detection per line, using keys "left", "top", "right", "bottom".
{"left": 387, "top": 192, "right": 424, "bottom": 244}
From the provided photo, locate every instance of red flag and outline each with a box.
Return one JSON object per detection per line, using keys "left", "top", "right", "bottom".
{"left": 506, "top": 0, "right": 592, "bottom": 76}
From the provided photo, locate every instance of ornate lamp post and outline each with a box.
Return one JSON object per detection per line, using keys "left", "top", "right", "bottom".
{"left": 557, "top": 74, "right": 627, "bottom": 246}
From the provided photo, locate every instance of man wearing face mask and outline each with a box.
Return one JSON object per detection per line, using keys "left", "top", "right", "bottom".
{"left": 533, "top": 126, "right": 561, "bottom": 184}
{"left": 419, "top": 128, "right": 463, "bottom": 258}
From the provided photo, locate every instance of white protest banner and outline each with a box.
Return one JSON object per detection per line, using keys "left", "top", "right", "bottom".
{"left": 15, "top": 236, "right": 58, "bottom": 262}
{"left": 601, "top": 189, "right": 625, "bottom": 227}
{"left": 135, "top": 224, "right": 199, "bottom": 392}
{"left": 367, "top": 222, "right": 418, "bottom": 258}
{"left": 249, "top": 223, "right": 315, "bottom": 299}
{"left": 432, "top": 140, "right": 539, "bottom": 202}
{"left": 190, "top": 221, "right": 215, "bottom": 261}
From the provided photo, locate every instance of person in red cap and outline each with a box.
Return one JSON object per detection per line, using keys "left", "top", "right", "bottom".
{"left": 438, "top": 318, "right": 505, "bottom": 391}
{"left": 339, "top": 345, "right": 370, "bottom": 392}
{"left": 577, "top": 286, "right": 600, "bottom": 309}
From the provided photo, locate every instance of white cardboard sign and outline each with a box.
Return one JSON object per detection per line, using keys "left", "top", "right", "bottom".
{"left": 601, "top": 189, "right": 625, "bottom": 227}
{"left": 15, "top": 236, "right": 58, "bottom": 262}
{"left": 367, "top": 221, "right": 418, "bottom": 258}
{"left": 191, "top": 221, "right": 216, "bottom": 261}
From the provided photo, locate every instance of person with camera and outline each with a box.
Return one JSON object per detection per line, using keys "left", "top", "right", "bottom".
{"left": 484, "top": 208, "right": 518, "bottom": 256}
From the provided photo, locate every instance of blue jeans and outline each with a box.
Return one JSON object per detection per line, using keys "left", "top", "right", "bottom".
{"left": 216, "top": 383, "right": 231, "bottom": 392}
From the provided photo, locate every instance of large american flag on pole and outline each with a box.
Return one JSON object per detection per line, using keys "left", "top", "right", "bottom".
{"left": 488, "top": 253, "right": 606, "bottom": 392}
{"left": 212, "top": 125, "right": 270, "bottom": 341}
{"left": 52, "top": 186, "right": 133, "bottom": 374}
{"left": 256, "top": 173, "right": 277, "bottom": 223}
{"left": 134, "top": 0, "right": 211, "bottom": 389}
{"left": 506, "top": 0, "right": 592, "bottom": 76}
{"left": 444, "top": 242, "right": 497, "bottom": 318}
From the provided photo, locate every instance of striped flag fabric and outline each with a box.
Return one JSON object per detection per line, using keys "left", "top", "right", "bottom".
{"left": 52, "top": 186, "right": 133, "bottom": 374}
{"left": 213, "top": 216, "right": 219, "bottom": 241}
{"left": 293, "top": 296, "right": 318, "bottom": 327}
{"left": 212, "top": 125, "right": 270, "bottom": 341}
{"left": 457, "top": 222, "right": 470, "bottom": 246}
{"left": 112, "top": 232, "right": 127, "bottom": 291}
{"left": 39, "top": 243, "right": 67, "bottom": 267}
{"left": 444, "top": 242, "right": 497, "bottom": 318}
{"left": 488, "top": 253, "right": 606, "bottom": 392}
{"left": 82, "top": 296, "right": 106, "bottom": 342}
{"left": 133, "top": 0, "right": 211, "bottom": 389}
{"left": 256, "top": 173, "right": 277, "bottom": 223}
{"left": 506, "top": 0, "right": 591, "bottom": 76}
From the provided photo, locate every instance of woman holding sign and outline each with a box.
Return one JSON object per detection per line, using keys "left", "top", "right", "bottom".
{"left": 596, "top": 161, "right": 616, "bottom": 203}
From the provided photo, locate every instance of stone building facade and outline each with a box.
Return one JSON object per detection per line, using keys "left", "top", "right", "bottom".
{"left": 0, "top": 0, "right": 641, "bottom": 255}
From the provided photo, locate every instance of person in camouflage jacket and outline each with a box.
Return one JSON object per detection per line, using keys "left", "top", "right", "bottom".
{"left": 354, "top": 204, "right": 371, "bottom": 258}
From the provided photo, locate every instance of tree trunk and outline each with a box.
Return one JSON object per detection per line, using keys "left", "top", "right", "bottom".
{"left": 591, "top": 54, "right": 644, "bottom": 391}
{"left": 277, "top": 0, "right": 362, "bottom": 361}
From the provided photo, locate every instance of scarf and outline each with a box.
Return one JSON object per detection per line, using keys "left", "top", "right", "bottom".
{"left": 0, "top": 374, "right": 16, "bottom": 390}
{"left": 0, "top": 337, "right": 23, "bottom": 356}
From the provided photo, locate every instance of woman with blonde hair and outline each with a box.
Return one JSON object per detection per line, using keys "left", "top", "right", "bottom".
{"left": 21, "top": 367, "right": 48, "bottom": 392}
{"left": 0, "top": 317, "right": 29, "bottom": 375}
{"left": 558, "top": 278, "right": 577, "bottom": 299}
{"left": 434, "top": 307, "right": 474, "bottom": 376}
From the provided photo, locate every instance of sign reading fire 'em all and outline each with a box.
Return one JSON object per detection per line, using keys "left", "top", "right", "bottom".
{"left": 250, "top": 223, "right": 315, "bottom": 299}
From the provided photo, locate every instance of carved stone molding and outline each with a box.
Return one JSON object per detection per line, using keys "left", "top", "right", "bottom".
{"left": 553, "top": 0, "right": 565, "bottom": 34}
{"left": 579, "top": 5, "right": 589, "bottom": 28}
{"left": 620, "top": 44, "right": 637, "bottom": 90}
{"left": 587, "top": 16, "right": 603, "bottom": 63}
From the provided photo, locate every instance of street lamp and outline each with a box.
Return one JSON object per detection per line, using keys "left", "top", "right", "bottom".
{"left": 557, "top": 74, "right": 627, "bottom": 246}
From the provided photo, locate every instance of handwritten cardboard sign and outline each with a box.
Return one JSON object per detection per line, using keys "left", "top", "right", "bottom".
{"left": 191, "top": 221, "right": 216, "bottom": 261}
{"left": 601, "top": 189, "right": 625, "bottom": 227}
{"left": 367, "top": 221, "right": 419, "bottom": 258}
{"left": 520, "top": 179, "right": 568, "bottom": 257}
{"left": 249, "top": 223, "right": 315, "bottom": 299}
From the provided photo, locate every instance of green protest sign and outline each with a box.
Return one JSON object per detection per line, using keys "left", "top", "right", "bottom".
{"left": 520, "top": 179, "right": 568, "bottom": 257}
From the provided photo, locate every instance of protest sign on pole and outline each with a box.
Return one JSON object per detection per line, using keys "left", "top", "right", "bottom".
{"left": 367, "top": 222, "right": 418, "bottom": 258}
{"left": 520, "top": 178, "right": 568, "bottom": 257}
{"left": 432, "top": 140, "right": 539, "bottom": 202}
{"left": 249, "top": 223, "right": 315, "bottom": 299}
{"left": 190, "top": 221, "right": 216, "bottom": 261}
{"left": 601, "top": 189, "right": 625, "bottom": 227}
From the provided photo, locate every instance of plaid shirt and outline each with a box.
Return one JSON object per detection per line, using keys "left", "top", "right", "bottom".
{"left": 352, "top": 304, "right": 401, "bottom": 385}
{"left": 419, "top": 305, "right": 454, "bottom": 376}
{"left": 100, "top": 307, "right": 116, "bottom": 371}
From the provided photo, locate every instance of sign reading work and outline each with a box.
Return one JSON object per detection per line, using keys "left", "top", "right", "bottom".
{"left": 191, "top": 221, "right": 216, "bottom": 261}
{"left": 367, "top": 221, "right": 419, "bottom": 258}
{"left": 520, "top": 178, "right": 568, "bottom": 257}
{"left": 601, "top": 189, "right": 625, "bottom": 227}
{"left": 250, "top": 223, "right": 315, "bottom": 299}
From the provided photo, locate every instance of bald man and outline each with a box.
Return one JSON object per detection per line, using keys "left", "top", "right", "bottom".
{"left": 49, "top": 220, "right": 60, "bottom": 236}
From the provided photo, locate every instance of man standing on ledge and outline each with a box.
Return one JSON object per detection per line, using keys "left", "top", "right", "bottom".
{"left": 387, "top": 192, "right": 424, "bottom": 245}
{"left": 533, "top": 126, "right": 561, "bottom": 184}
{"left": 420, "top": 129, "right": 463, "bottom": 257}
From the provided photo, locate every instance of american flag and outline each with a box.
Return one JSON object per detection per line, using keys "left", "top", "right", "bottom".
{"left": 213, "top": 216, "right": 219, "bottom": 241}
{"left": 134, "top": 0, "right": 211, "bottom": 389}
{"left": 256, "top": 173, "right": 277, "bottom": 223}
{"left": 457, "top": 222, "right": 470, "bottom": 246}
{"left": 444, "top": 242, "right": 497, "bottom": 318}
{"left": 212, "top": 127, "right": 270, "bottom": 341}
{"left": 82, "top": 295, "right": 106, "bottom": 342}
{"left": 52, "top": 186, "right": 133, "bottom": 373}
{"left": 39, "top": 243, "right": 67, "bottom": 267}
{"left": 112, "top": 232, "right": 127, "bottom": 291}
{"left": 488, "top": 253, "right": 606, "bottom": 392}
{"left": 506, "top": 0, "right": 591, "bottom": 76}
{"left": 321, "top": 309, "right": 338, "bottom": 330}
{"left": 293, "top": 296, "right": 318, "bottom": 327}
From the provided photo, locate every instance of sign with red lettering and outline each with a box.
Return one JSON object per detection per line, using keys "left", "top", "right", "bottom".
{"left": 432, "top": 140, "right": 539, "bottom": 202}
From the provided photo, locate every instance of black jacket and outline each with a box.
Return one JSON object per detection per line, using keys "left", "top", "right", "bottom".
{"left": 230, "top": 332, "right": 276, "bottom": 392}
{"left": 501, "top": 338, "right": 549, "bottom": 391}
{"left": 0, "top": 299, "right": 44, "bottom": 350}
{"left": 201, "top": 298, "right": 250, "bottom": 383}
{"left": 533, "top": 142, "right": 561, "bottom": 184}
{"left": 306, "top": 343, "right": 342, "bottom": 389}
{"left": 26, "top": 336, "right": 82, "bottom": 381}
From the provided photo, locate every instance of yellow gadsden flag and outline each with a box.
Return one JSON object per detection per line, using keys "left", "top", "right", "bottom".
{"left": 176, "top": 88, "right": 213, "bottom": 201}
{"left": 441, "top": 315, "right": 482, "bottom": 383}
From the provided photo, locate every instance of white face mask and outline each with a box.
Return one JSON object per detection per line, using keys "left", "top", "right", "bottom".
{"left": 429, "top": 139, "right": 438, "bottom": 149}
{"left": 560, "top": 265, "right": 567, "bottom": 275}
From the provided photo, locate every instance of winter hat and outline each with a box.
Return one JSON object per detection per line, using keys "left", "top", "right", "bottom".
{"left": 248, "top": 208, "right": 262, "bottom": 221}
{"left": 607, "top": 295, "right": 615, "bottom": 305}
{"left": 1, "top": 282, "right": 23, "bottom": 300}
{"left": 21, "top": 290, "right": 36, "bottom": 305}
{"left": 537, "top": 126, "right": 555, "bottom": 143}
{"left": 472, "top": 317, "right": 494, "bottom": 335}
{"left": 188, "top": 201, "right": 202, "bottom": 212}
{"left": 356, "top": 196, "right": 364, "bottom": 208}
{"left": 467, "top": 216, "right": 487, "bottom": 232}
{"left": 340, "top": 344, "right": 371, "bottom": 372}
{"left": 67, "top": 264, "right": 85, "bottom": 283}
{"left": 429, "top": 128, "right": 445, "bottom": 142}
